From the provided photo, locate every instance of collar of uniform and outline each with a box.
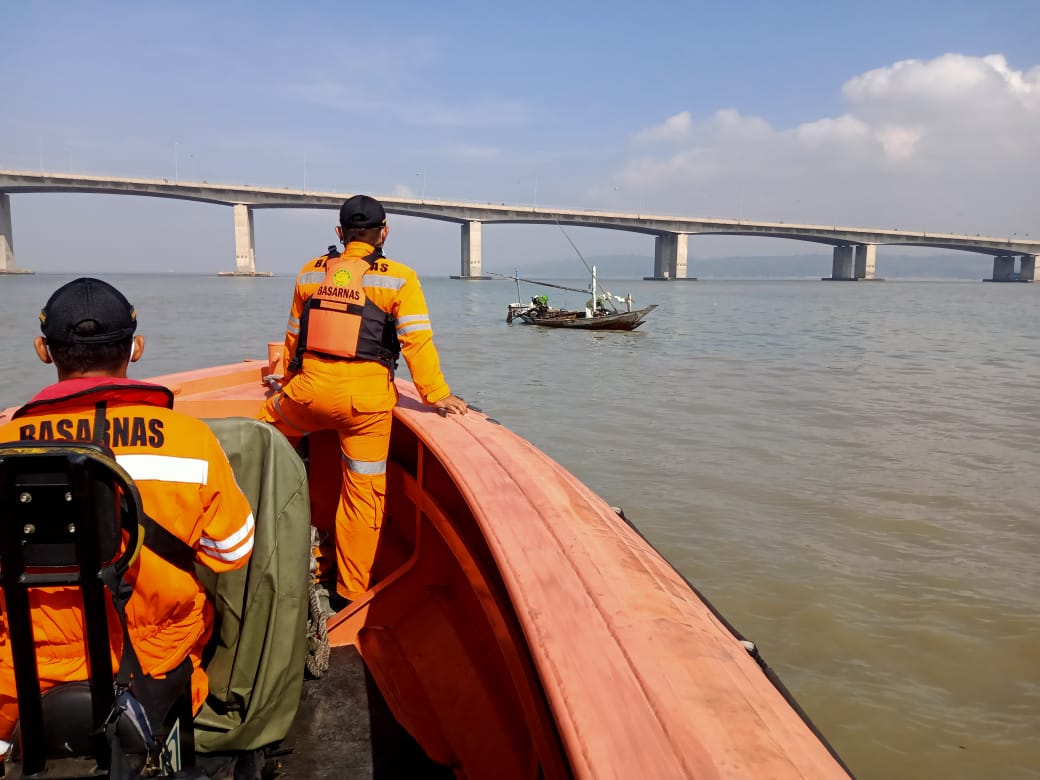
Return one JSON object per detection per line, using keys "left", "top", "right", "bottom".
{"left": 13, "top": 376, "right": 175, "bottom": 419}
{"left": 342, "top": 241, "right": 379, "bottom": 260}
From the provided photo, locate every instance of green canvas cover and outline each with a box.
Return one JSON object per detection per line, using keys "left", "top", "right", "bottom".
{"left": 192, "top": 417, "right": 312, "bottom": 753}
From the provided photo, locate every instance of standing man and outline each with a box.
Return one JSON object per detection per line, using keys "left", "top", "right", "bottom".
{"left": 260, "top": 195, "right": 466, "bottom": 604}
{"left": 0, "top": 278, "right": 255, "bottom": 749}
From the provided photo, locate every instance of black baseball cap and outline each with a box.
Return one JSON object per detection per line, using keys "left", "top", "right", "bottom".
{"left": 339, "top": 195, "right": 387, "bottom": 229}
{"left": 40, "top": 277, "right": 137, "bottom": 345}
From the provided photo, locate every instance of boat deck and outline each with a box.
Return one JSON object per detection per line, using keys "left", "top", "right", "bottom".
{"left": 265, "top": 646, "right": 454, "bottom": 779}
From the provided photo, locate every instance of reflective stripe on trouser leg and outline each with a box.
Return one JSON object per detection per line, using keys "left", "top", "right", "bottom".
{"left": 335, "top": 417, "right": 392, "bottom": 600}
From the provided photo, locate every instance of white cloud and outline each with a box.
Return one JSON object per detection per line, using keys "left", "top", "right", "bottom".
{"left": 616, "top": 53, "right": 1040, "bottom": 234}
{"left": 874, "top": 125, "right": 923, "bottom": 161}
{"left": 635, "top": 111, "right": 693, "bottom": 143}
{"left": 711, "top": 108, "right": 773, "bottom": 142}
{"left": 844, "top": 53, "right": 1040, "bottom": 109}
{"left": 635, "top": 109, "right": 773, "bottom": 146}
{"left": 792, "top": 114, "right": 870, "bottom": 147}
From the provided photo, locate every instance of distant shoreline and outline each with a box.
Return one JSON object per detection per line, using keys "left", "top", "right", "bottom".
{"left": 3, "top": 252, "right": 1005, "bottom": 283}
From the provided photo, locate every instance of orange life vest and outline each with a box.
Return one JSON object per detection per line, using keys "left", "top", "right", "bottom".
{"left": 291, "top": 250, "right": 400, "bottom": 372}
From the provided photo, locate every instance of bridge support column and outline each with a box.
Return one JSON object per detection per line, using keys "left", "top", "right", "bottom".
{"left": 1019, "top": 255, "right": 1038, "bottom": 281}
{"left": 232, "top": 203, "right": 257, "bottom": 275}
{"left": 988, "top": 255, "right": 1017, "bottom": 282}
{"left": 854, "top": 244, "right": 878, "bottom": 279}
{"left": 646, "top": 233, "right": 695, "bottom": 280}
{"left": 824, "top": 245, "right": 856, "bottom": 280}
{"left": 0, "top": 194, "right": 15, "bottom": 273}
{"left": 451, "top": 221, "right": 490, "bottom": 279}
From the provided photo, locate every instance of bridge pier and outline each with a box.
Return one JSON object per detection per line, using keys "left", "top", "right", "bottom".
{"left": 0, "top": 194, "right": 28, "bottom": 274}
{"left": 218, "top": 204, "right": 270, "bottom": 276}
{"left": 233, "top": 204, "right": 255, "bottom": 274}
{"left": 451, "top": 221, "right": 491, "bottom": 280}
{"left": 645, "top": 233, "right": 695, "bottom": 280}
{"left": 823, "top": 244, "right": 882, "bottom": 280}
{"left": 988, "top": 255, "right": 1018, "bottom": 281}
{"left": 824, "top": 245, "right": 856, "bottom": 280}
{"left": 987, "top": 254, "right": 1037, "bottom": 282}
{"left": 854, "top": 244, "right": 880, "bottom": 280}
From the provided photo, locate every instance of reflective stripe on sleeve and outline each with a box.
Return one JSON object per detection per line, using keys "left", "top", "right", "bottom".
{"left": 364, "top": 275, "right": 406, "bottom": 291}
{"left": 117, "top": 454, "right": 209, "bottom": 485}
{"left": 397, "top": 322, "right": 432, "bottom": 336}
{"left": 300, "top": 271, "right": 325, "bottom": 285}
{"left": 343, "top": 454, "right": 387, "bottom": 475}
{"left": 397, "top": 313, "right": 431, "bottom": 336}
{"left": 200, "top": 513, "right": 255, "bottom": 562}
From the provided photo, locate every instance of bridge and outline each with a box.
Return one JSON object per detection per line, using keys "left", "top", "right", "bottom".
{"left": 1, "top": 170, "right": 1038, "bottom": 281}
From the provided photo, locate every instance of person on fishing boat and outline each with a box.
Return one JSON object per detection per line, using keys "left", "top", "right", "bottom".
{"left": 260, "top": 195, "right": 467, "bottom": 606}
{"left": 531, "top": 294, "right": 551, "bottom": 313}
{"left": 0, "top": 278, "right": 255, "bottom": 751}
{"left": 585, "top": 293, "right": 612, "bottom": 315}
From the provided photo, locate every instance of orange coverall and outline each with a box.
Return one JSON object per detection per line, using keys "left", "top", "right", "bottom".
{"left": 0, "top": 377, "right": 255, "bottom": 742}
{"left": 259, "top": 241, "right": 452, "bottom": 600}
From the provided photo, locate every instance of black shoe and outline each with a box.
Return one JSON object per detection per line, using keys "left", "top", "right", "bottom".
{"left": 328, "top": 592, "right": 352, "bottom": 613}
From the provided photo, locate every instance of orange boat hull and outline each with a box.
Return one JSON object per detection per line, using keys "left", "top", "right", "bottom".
{"left": 1, "top": 346, "right": 851, "bottom": 778}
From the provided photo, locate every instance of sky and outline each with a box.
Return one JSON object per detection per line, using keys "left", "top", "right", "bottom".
{"left": 1, "top": 0, "right": 1038, "bottom": 276}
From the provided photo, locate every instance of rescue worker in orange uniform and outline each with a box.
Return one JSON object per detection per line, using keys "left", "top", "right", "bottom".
{"left": 260, "top": 195, "right": 467, "bottom": 604}
{"left": 0, "top": 278, "right": 255, "bottom": 750}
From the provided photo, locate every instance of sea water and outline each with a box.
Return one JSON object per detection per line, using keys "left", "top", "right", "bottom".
{"left": 1, "top": 273, "right": 1037, "bottom": 780}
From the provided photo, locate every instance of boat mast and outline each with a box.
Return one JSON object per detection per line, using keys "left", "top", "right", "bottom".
{"left": 590, "top": 265, "right": 597, "bottom": 318}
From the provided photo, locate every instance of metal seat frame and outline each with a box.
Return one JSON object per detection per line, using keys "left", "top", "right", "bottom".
{"left": 0, "top": 440, "right": 193, "bottom": 778}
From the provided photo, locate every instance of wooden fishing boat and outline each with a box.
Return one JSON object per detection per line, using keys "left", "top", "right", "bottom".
{"left": 501, "top": 267, "right": 657, "bottom": 331}
{"left": 518, "top": 303, "right": 657, "bottom": 330}
{"left": 498, "top": 230, "right": 659, "bottom": 331}
{"left": 0, "top": 343, "right": 852, "bottom": 778}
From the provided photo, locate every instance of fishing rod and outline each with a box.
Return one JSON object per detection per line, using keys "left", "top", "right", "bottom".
{"left": 486, "top": 271, "right": 590, "bottom": 295}
{"left": 553, "top": 217, "right": 594, "bottom": 277}
{"left": 553, "top": 217, "right": 620, "bottom": 312}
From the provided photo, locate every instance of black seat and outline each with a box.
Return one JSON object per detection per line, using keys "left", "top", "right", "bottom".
{"left": 0, "top": 441, "right": 196, "bottom": 779}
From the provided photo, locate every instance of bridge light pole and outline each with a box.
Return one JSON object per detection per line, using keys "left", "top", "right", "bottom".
{"left": 416, "top": 170, "right": 426, "bottom": 203}
{"left": 174, "top": 140, "right": 180, "bottom": 184}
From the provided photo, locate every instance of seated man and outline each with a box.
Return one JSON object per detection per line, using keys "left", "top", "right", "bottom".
{"left": 0, "top": 278, "right": 255, "bottom": 753}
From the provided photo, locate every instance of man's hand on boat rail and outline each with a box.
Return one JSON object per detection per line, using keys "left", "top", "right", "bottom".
{"left": 433, "top": 394, "right": 469, "bottom": 416}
